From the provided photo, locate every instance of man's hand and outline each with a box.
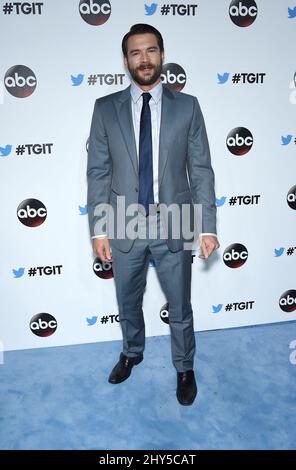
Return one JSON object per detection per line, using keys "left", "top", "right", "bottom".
{"left": 92, "top": 238, "right": 112, "bottom": 263}
{"left": 199, "top": 235, "right": 220, "bottom": 260}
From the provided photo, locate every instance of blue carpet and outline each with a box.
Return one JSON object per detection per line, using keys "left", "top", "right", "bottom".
{"left": 1, "top": 321, "right": 296, "bottom": 450}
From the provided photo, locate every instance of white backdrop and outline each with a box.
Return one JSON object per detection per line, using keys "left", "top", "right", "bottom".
{"left": 1, "top": 0, "right": 295, "bottom": 352}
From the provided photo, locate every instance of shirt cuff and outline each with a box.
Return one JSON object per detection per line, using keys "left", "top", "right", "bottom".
{"left": 92, "top": 234, "right": 108, "bottom": 239}
{"left": 199, "top": 233, "right": 217, "bottom": 238}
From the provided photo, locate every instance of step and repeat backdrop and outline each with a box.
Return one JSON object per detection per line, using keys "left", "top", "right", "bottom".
{"left": 0, "top": 0, "right": 295, "bottom": 352}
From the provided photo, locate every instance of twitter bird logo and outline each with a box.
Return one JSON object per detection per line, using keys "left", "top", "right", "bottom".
{"left": 87, "top": 316, "right": 98, "bottom": 326}
{"left": 288, "top": 6, "right": 296, "bottom": 18}
{"left": 212, "top": 304, "right": 223, "bottom": 314}
{"left": 13, "top": 267, "right": 25, "bottom": 278}
{"left": 216, "top": 196, "right": 226, "bottom": 207}
{"left": 0, "top": 144, "right": 12, "bottom": 157}
{"left": 71, "top": 74, "right": 84, "bottom": 86}
{"left": 281, "top": 135, "right": 292, "bottom": 145}
{"left": 145, "top": 3, "right": 157, "bottom": 15}
{"left": 274, "top": 247, "right": 285, "bottom": 257}
{"left": 217, "top": 72, "right": 229, "bottom": 85}
{"left": 79, "top": 205, "right": 88, "bottom": 215}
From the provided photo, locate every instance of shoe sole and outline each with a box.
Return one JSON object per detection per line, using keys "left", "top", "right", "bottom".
{"left": 176, "top": 394, "right": 197, "bottom": 406}
{"left": 176, "top": 387, "right": 198, "bottom": 406}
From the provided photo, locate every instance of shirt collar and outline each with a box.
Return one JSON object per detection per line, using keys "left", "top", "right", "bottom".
{"left": 130, "top": 80, "right": 163, "bottom": 104}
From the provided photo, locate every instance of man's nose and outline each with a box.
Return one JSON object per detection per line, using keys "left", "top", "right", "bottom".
{"left": 141, "top": 51, "right": 149, "bottom": 63}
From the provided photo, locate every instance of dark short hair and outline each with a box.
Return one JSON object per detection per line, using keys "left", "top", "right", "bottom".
{"left": 122, "top": 24, "right": 164, "bottom": 57}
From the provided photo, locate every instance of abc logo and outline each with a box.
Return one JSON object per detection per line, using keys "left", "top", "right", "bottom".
{"left": 226, "top": 127, "right": 253, "bottom": 156}
{"left": 17, "top": 199, "right": 47, "bottom": 227}
{"left": 279, "top": 290, "right": 296, "bottom": 313}
{"left": 30, "top": 313, "right": 57, "bottom": 337}
{"left": 79, "top": 0, "right": 111, "bottom": 25}
{"left": 93, "top": 257, "right": 113, "bottom": 279}
{"left": 4, "top": 65, "right": 37, "bottom": 98}
{"left": 160, "top": 302, "right": 170, "bottom": 324}
{"left": 223, "top": 243, "right": 248, "bottom": 268}
{"left": 229, "top": 0, "right": 258, "bottom": 27}
{"left": 161, "top": 63, "right": 186, "bottom": 92}
{"left": 287, "top": 185, "right": 296, "bottom": 210}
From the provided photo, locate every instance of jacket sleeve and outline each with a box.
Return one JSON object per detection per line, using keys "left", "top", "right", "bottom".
{"left": 86, "top": 99, "right": 112, "bottom": 238}
{"left": 186, "top": 97, "right": 217, "bottom": 234}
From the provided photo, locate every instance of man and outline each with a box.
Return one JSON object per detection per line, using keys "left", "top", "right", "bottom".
{"left": 87, "top": 24, "right": 219, "bottom": 406}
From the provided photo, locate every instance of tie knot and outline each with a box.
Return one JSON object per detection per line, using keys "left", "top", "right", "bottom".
{"left": 142, "top": 92, "right": 152, "bottom": 104}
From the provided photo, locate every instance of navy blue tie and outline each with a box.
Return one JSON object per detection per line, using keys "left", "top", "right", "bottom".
{"left": 138, "top": 92, "right": 154, "bottom": 216}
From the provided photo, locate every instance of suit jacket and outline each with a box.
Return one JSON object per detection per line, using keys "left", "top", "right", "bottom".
{"left": 87, "top": 85, "right": 217, "bottom": 252}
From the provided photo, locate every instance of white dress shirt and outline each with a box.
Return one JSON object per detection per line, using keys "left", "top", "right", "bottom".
{"left": 131, "top": 80, "right": 162, "bottom": 204}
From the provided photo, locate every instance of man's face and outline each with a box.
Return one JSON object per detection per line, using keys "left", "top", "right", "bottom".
{"left": 124, "top": 33, "right": 164, "bottom": 87}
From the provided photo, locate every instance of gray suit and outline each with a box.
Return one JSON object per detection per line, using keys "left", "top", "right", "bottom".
{"left": 87, "top": 85, "right": 217, "bottom": 372}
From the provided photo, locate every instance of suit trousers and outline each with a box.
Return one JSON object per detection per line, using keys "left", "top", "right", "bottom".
{"left": 109, "top": 211, "right": 195, "bottom": 372}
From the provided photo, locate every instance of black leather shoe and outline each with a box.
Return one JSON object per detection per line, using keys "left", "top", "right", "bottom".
{"left": 176, "top": 370, "right": 197, "bottom": 406}
{"left": 108, "top": 352, "right": 143, "bottom": 384}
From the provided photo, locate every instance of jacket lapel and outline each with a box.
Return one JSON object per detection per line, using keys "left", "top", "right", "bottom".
{"left": 114, "top": 84, "right": 175, "bottom": 186}
{"left": 114, "top": 85, "right": 138, "bottom": 177}
{"left": 158, "top": 86, "right": 175, "bottom": 190}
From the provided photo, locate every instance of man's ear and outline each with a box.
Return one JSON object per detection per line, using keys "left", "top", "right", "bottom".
{"left": 124, "top": 56, "right": 128, "bottom": 67}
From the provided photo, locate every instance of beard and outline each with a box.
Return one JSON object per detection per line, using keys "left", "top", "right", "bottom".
{"left": 127, "top": 60, "right": 163, "bottom": 86}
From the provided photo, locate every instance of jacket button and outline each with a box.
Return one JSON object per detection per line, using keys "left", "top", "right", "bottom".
{"left": 135, "top": 188, "right": 138, "bottom": 192}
